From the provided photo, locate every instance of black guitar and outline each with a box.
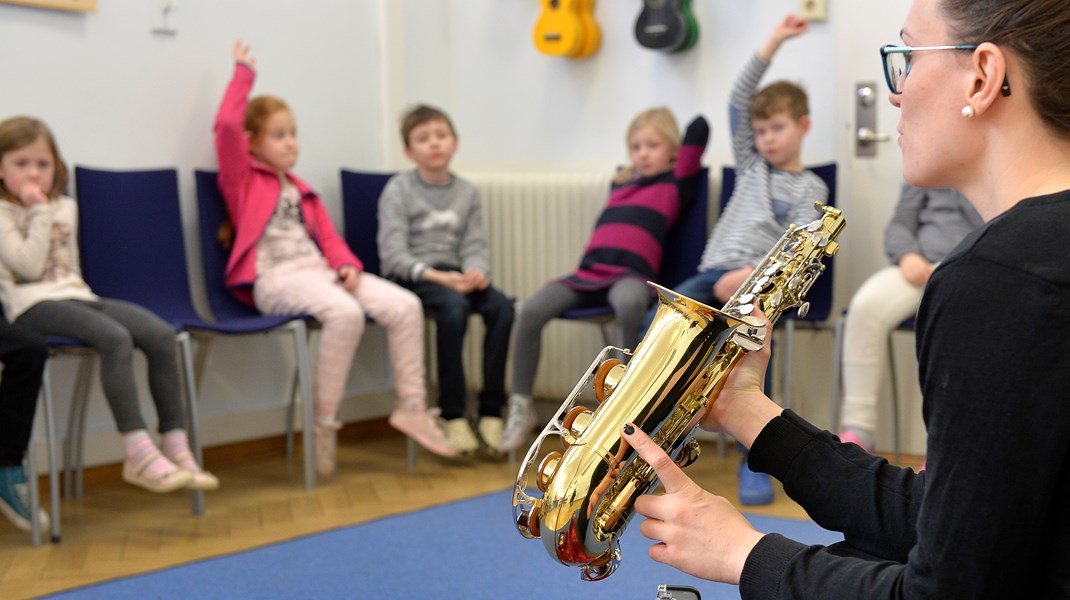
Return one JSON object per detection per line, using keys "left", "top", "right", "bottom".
{"left": 634, "top": 0, "right": 699, "bottom": 53}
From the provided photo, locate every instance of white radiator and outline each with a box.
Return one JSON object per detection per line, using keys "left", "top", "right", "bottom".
{"left": 428, "top": 171, "right": 615, "bottom": 400}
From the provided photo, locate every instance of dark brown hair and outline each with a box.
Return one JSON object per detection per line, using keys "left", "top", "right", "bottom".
{"left": 400, "top": 104, "right": 456, "bottom": 148}
{"left": 752, "top": 81, "right": 809, "bottom": 121}
{"left": 940, "top": 0, "right": 1070, "bottom": 138}
{"left": 0, "top": 116, "right": 68, "bottom": 201}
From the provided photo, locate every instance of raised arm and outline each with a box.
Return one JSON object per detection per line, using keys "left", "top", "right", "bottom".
{"left": 730, "top": 15, "right": 810, "bottom": 169}
{"left": 673, "top": 115, "right": 710, "bottom": 180}
{"left": 214, "top": 41, "right": 257, "bottom": 215}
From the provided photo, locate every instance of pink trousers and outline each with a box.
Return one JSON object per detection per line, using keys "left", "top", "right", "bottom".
{"left": 254, "top": 258, "right": 425, "bottom": 420}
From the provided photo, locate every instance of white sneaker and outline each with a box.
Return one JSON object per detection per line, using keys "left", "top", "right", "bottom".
{"left": 477, "top": 417, "right": 503, "bottom": 448}
{"left": 389, "top": 406, "right": 458, "bottom": 458}
{"left": 477, "top": 417, "right": 505, "bottom": 459}
{"left": 444, "top": 418, "right": 479, "bottom": 455}
{"left": 498, "top": 394, "right": 538, "bottom": 453}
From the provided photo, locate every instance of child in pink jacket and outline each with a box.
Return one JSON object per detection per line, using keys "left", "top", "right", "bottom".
{"left": 214, "top": 42, "right": 456, "bottom": 475}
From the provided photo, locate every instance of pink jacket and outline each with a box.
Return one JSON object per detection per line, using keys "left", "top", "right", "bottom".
{"left": 214, "top": 63, "right": 361, "bottom": 305}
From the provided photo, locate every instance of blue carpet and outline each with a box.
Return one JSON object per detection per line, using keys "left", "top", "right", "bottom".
{"left": 46, "top": 490, "right": 842, "bottom": 599}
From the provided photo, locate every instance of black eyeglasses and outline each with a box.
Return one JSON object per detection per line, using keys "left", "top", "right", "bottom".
{"left": 879, "top": 44, "right": 977, "bottom": 94}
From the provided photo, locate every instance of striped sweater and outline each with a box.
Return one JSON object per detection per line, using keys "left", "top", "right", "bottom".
{"left": 699, "top": 54, "right": 827, "bottom": 272}
{"left": 563, "top": 115, "right": 709, "bottom": 291}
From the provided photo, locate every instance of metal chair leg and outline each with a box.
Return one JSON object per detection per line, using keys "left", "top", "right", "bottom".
{"left": 72, "top": 356, "right": 95, "bottom": 501}
{"left": 177, "top": 333, "right": 205, "bottom": 516}
{"left": 406, "top": 437, "right": 417, "bottom": 471}
{"left": 289, "top": 321, "right": 316, "bottom": 490}
{"left": 887, "top": 334, "right": 902, "bottom": 464}
{"left": 26, "top": 428, "right": 41, "bottom": 547}
{"left": 39, "top": 360, "right": 61, "bottom": 543}
{"left": 285, "top": 373, "right": 298, "bottom": 460}
{"left": 831, "top": 313, "right": 846, "bottom": 432}
{"left": 61, "top": 355, "right": 93, "bottom": 500}
{"left": 780, "top": 320, "right": 796, "bottom": 411}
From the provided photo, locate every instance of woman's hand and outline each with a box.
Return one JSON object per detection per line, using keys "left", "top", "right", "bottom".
{"left": 701, "top": 316, "right": 783, "bottom": 448}
{"left": 232, "top": 40, "right": 257, "bottom": 69}
{"left": 623, "top": 424, "right": 765, "bottom": 584}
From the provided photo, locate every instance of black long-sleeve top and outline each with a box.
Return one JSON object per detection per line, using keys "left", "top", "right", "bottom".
{"left": 739, "top": 190, "right": 1070, "bottom": 598}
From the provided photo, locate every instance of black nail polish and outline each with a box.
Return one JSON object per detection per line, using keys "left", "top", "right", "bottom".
{"left": 623, "top": 423, "right": 635, "bottom": 435}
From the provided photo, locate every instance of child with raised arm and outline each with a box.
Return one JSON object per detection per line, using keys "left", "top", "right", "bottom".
{"left": 0, "top": 320, "right": 50, "bottom": 532}
{"left": 500, "top": 107, "right": 709, "bottom": 453}
{"left": 0, "top": 116, "right": 214, "bottom": 494}
{"left": 214, "top": 43, "right": 455, "bottom": 475}
{"left": 377, "top": 105, "right": 515, "bottom": 458}
{"left": 643, "top": 14, "right": 826, "bottom": 505}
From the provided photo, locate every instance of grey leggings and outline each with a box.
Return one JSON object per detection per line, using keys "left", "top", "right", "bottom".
{"left": 15, "top": 299, "right": 186, "bottom": 434}
{"left": 510, "top": 278, "right": 651, "bottom": 396}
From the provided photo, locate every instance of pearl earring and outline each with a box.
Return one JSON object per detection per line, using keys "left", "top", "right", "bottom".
{"left": 961, "top": 105, "right": 975, "bottom": 118}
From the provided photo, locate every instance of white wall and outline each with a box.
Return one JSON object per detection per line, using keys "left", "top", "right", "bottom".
{"left": 385, "top": 1, "right": 837, "bottom": 173}
{"left": 2, "top": 1, "right": 908, "bottom": 463}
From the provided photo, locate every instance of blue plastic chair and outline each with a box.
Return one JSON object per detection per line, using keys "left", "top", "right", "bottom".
{"left": 191, "top": 169, "right": 317, "bottom": 489}
{"left": 719, "top": 163, "right": 838, "bottom": 411}
{"left": 340, "top": 170, "right": 392, "bottom": 278}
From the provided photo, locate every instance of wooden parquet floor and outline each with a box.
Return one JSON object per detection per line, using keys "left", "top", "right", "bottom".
{"left": 0, "top": 420, "right": 923, "bottom": 599}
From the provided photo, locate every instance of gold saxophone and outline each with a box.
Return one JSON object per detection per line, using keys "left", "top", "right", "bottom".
{"left": 511, "top": 203, "right": 845, "bottom": 581}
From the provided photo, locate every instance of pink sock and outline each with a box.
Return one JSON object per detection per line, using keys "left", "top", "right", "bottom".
{"left": 161, "top": 429, "right": 201, "bottom": 472}
{"left": 123, "top": 430, "right": 179, "bottom": 478}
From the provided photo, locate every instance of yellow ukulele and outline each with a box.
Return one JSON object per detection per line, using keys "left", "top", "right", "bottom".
{"left": 533, "top": 0, "right": 600, "bottom": 59}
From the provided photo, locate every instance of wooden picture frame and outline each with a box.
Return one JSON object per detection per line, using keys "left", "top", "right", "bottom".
{"left": 0, "top": 0, "right": 97, "bottom": 12}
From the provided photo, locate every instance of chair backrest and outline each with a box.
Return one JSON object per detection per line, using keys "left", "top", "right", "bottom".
{"left": 193, "top": 169, "right": 264, "bottom": 320}
{"left": 718, "top": 163, "right": 838, "bottom": 322}
{"left": 74, "top": 166, "right": 201, "bottom": 324}
{"left": 659, "top": 166, "right": 709, "bottom": 290}
{"left": 339, "top": 169, "right": 394, "bottom": 277}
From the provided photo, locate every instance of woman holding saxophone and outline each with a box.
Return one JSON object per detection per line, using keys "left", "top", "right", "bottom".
{"left": 623, "top": 0, "right": 1070, "bottom": 597}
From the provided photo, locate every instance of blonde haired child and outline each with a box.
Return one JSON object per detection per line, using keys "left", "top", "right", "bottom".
{"left": 213, "top": 43, "right": 456, "bottom": 475}
{"left": 0, "top": 116, "right": 214, "bottom": 494}
{"left": 500, "top": 107, "right": 708, "bottom": 452}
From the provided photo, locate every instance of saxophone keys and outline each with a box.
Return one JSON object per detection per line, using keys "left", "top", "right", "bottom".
{"left": 536, "top": 451, "right": 563, "bottom": 492}
{"left": 561, "top": 406, "right": 593, "bottom": 444}
{"left": 797, "top": 301, "right": 810, "bottom": 318}
{"left": 770, "top": 290, "right": 783, "bottom": 308}
{"left": 673, "top": 438, "right": 702, "bottom": 468}
{"left": 517, "top": 502, "right": 542, "bottom": 538}
{"left": 593, "top": 358, "right": 626, "bottom": 403}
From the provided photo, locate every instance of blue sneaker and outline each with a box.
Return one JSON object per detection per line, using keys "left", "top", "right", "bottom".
{"left": 738, "top": 454, "right": 774, "bottom": 506}
{"left": 0, "top": 465, "right": 50, "bottom": 532}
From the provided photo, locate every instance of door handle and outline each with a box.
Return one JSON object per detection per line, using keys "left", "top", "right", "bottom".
{"left": 855, "top": 82, "right": 891, "bottom": 157}
{"left": 857, "top": 127, "right": 891, "bottom": 144}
